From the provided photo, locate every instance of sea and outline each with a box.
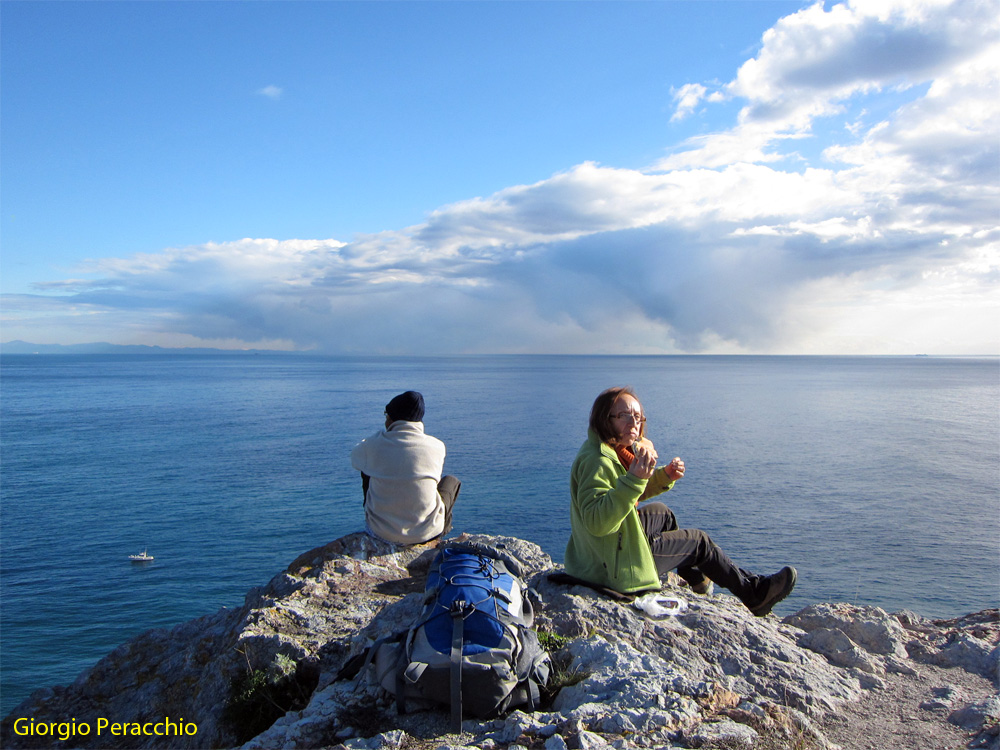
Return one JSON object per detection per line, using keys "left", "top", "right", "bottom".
{"left": 1, "top": 354, "right": 998, "bottom": 716}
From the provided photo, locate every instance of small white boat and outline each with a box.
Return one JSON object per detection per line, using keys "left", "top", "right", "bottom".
{"left": 129, "top": 549, "right": 154, "bottom": 562}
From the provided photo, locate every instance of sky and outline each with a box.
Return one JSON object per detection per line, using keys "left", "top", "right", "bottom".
{"left": 1, "top": 0, "right": 998, "bottom": 355}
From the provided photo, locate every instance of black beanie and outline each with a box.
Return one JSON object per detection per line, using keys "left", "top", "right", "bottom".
{"left": 385, "top": 391, "right": 425, "bottom": 423}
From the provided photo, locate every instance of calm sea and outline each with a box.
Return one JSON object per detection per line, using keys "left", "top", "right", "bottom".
{"left": 1, "top": 354, "right": 998, "bottom": 716}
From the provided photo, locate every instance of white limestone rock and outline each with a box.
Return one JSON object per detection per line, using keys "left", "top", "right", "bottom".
{"left": 2, "top": 532, "right": 997, "bottom": 750}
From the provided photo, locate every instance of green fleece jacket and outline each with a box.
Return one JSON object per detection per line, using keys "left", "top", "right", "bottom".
{"left": 564, "top": 429, "right": 675, "bottom": 593}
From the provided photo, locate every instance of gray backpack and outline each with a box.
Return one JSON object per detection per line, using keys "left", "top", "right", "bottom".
{"left": 369, "top": 542, "right": 551, "bottom": 730}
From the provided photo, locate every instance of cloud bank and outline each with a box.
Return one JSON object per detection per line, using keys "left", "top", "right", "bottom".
{"left": 4, "top": 0, "right": 998, "bottom": 354}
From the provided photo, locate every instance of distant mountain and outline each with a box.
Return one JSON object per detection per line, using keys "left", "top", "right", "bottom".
{"left": 0, "top": 340, "right": 296, "bottom": 355}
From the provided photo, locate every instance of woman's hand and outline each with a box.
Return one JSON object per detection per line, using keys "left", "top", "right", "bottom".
{"left": 628, "top": 444, "right": 658, "bottom": 479}
{"left": 664, "top": 457, "right": 685, "bottom": 482}
{"left": 635, "top": 437, "right": 657, "bottom": 459}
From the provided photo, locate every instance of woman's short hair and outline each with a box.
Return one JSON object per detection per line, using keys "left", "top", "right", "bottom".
{"left": 589, "top": 386, "right": 644, "bottom": 444}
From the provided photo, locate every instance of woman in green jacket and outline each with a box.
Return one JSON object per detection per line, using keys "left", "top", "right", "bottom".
{"left": 564, "top": 386, "right": 797, "bottom": 617}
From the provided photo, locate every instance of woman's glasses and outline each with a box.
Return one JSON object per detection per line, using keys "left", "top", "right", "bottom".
{"left": 611, "top": 412, "right": 645, "bottom": 424}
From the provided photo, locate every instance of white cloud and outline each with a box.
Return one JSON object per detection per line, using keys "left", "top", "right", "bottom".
{"left": 659, "top": 0, "right": 999, "bottom": 169}
{"left": 730, "top": 0, "right": 991, "bottom": 117}
{"left": 3, "top": 0, "right": 997, "bottom": 355}
{"left": 256, "top": 84, "right": 283, "bottom": 100}
{"left": 670, "top": 83, "right": 709, "bottom": 121}
{"left": 784, "top": 253, "right": 1000, "bottom": 355}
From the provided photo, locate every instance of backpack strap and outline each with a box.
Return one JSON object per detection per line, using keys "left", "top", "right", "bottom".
{"left": 440, "top": 542, "right": 525, "bottom": 579}
{"left": 333, "top": 649, "right": 369, "bottom": 682}
{"left": 526, "top": 676, "right": 541, "bottom": 711}
{"left": 394, "top": 647, "right": 408, "bottom": 716}
{"left": 525, "top": 647, "right": 550, "bottom": 709}
{"left": 334, "top": 629, "right": 405, "bottom": 682}
{"left": 449, "top": 599, "right": 468, "bottom": 732}
{"left": 393, "top": 625, "right": 422, "bottom": 717}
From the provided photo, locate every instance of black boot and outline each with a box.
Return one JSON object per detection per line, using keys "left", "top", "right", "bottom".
{"left": 744, "top": 566, "right": 797, "bottom": 617}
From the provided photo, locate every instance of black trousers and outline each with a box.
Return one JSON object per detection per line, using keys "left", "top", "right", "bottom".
{"left": 637, "top": 501, "right": 763, "bottom": 603}
{"left": 436, "top": 475, "right": 460, "bottom": 535}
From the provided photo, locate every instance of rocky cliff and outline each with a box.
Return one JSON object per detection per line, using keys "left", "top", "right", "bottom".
{"left": 2, "top": 533, "right": 997, "bottom": 750}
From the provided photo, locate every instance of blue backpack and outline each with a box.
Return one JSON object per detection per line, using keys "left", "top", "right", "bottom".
{"left": 371, "top": 542, "right": 551, "bottom": 729}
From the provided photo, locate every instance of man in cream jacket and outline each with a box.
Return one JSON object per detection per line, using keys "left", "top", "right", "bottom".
{"left": 350, "top": 391, "right": 460, "bottom": 545}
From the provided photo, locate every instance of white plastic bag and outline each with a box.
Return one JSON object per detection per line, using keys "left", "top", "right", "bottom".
{"left": 632, "top": 593, "right": 688, "bottom": 618}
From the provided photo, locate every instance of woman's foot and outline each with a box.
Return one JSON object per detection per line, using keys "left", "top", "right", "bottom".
{"left": 746, "top": 566, "right": 797, "bottom": 617}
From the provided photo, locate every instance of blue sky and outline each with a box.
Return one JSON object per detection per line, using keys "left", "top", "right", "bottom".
{"left": 2, "top": 0, "right": 997, "bottom": 354}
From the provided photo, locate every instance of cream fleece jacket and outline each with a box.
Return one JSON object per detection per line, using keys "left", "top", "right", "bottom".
{"left": 350, "top": 420, "right": 446, "bottom": 545}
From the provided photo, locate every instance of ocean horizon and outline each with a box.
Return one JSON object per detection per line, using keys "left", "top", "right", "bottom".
{"left": 2, "top": 353, "right": 998, "bottom": 716}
